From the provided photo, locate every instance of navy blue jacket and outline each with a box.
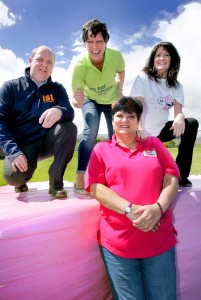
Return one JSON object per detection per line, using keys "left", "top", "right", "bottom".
{"left": 0, "top": 67, "right": 75, "bottom": 162}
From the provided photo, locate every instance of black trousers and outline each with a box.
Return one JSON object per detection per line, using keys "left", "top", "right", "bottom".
{"left": 157, "top": 118, "right": 198, "bottom": 180}
{"left": 4, "top": 121, "right": 77, "bottom": 188}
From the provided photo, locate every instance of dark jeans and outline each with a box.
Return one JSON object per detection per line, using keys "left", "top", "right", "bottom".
{"left": 157, "top": 118, "right": 198, "bottom": 180}
{"left": 4, "top": 121, "right": 77, "bottom": 188}
{"left": 77, "top": 99, "right": 113, "bottom": 172}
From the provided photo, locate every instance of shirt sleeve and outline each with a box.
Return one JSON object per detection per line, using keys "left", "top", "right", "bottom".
{"left": 149, "top": 137, "right": 181, "bottom": 180}
{"left": 174, "top": 82, "right": 184, "bottom": 106}
{"left": 117, "top": 51, "right": 125, "bottom": 72}
{"left": 0, "top": 82, "right": 24, "bottom": 160}
{"left": 130, "top": 72, "right": 145, "bottom": 98}
{"left": 85, "top": 143, "right": 107, "bottom": 192}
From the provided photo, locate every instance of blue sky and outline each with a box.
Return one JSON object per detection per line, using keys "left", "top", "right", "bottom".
{"left": 0, "top": 0, "right": 201, "bottom": 134}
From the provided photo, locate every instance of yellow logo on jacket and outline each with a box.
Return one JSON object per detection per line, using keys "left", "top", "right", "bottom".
{"left": 42, "top": 94, "right": 55, "bottom": 102}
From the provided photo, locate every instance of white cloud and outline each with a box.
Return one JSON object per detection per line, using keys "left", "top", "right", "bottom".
{"left": 72, "top": 45, "right": 84, "bottom": 53}
{"left": 52, "top": 66, "right": 71, "bottom": 93}
{"left": 56, "top": 50, "right": 64, "bottom": 57}
{"left": 72, "top": 37, "right": 85, "bottom": 54}
{"left": 52, "top": 64, "right": 84, "bottom": 133}
{"left": 124, "top": 27, "right": 150, "bottom": 45}
{"left": 0, "top": 1, "right": 16, "bottom": 28}
{"left": 0, "top": 47, "right": 25, "bottom": 86}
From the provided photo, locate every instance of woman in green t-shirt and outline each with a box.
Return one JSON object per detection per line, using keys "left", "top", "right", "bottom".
{"left": 71, "top": 19, "right": 125, "bottom": 194}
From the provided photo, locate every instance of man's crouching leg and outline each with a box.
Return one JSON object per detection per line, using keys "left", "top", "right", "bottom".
{"left": 46, "top": 121, "right": 77, "bottom": 198}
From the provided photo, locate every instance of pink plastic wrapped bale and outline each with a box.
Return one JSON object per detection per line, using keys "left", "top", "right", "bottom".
{"left": 0, "top": 176, "right": 201, "bottom": 299}
{"left": 0, "top": 181, "right": 112, "bottom": 300}
{"left": 172, "top": 175, "right": 201, "bottom": 300}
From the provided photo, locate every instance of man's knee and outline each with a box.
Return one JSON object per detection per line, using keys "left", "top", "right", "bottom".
{"left": 61, "top": 122, "right": 77, "bottom": 148}
{"left": 4, "top": 168, "right": 27, "bottom": 186}
{"left": 4, "top": 156, "right": 34, "bottom": 187}
{"left": 58, "top": 121, "right": 77, "bottom": 139}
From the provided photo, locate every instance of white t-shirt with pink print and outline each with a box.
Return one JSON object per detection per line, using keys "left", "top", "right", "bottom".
{"left": 130, "top": 71, "right": 184, "bottom": 136}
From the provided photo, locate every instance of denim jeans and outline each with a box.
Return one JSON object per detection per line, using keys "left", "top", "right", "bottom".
{"left": 77, "top": 99, "right": 113, "bottom": 172}
{"left": 100, "top": 245, "right": 176, "bottom": 300}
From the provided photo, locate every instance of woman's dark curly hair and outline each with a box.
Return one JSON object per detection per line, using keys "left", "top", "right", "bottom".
{"left": 82, "top": 19, "right": 110, "bottom": 43}
{"left": 112, "top": 96, "right": 143, "bottom": 121}
{"left": 143, "top": 42, "right": 181, "bottom": 87}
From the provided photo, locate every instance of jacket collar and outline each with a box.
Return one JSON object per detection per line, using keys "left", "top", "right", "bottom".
{"left": 24, "top": 67, "right": 52, "bottom": 85}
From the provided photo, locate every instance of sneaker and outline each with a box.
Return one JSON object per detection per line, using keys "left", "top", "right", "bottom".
{"left": 179, "top": 178, "right": 192, "bottom": 187}
{"left": 49, "top": 187, "right": 67, "bottom": 198}
{"left": 74, "top": 184, "right": 89, "bottom": 195}
{"left": 15, "top": 183, "right": 28, "bottom": 193}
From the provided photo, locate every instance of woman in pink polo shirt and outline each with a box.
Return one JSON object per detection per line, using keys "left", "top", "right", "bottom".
{"left": 85, "top": 96, "right": 180, "bottom": 300}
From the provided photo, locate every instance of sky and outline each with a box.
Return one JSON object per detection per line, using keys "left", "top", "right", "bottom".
{"left": 0, "top": 0, "right": 201, "bottom": 135}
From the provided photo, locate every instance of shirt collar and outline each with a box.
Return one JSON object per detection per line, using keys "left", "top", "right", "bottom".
{"left": 111, "top": 133, "right": 142, "bottom": 148}
{"left": 31, "top": 78, "right": 47, "bottom": 87}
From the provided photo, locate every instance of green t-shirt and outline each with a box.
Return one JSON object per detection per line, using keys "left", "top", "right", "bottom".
{"left": 71, "top": 48, "right": 125, "bottom": 104}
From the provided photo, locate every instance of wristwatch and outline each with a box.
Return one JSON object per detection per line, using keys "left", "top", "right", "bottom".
{"left": 125, "top": 203, "right": 132, "bottom": 214}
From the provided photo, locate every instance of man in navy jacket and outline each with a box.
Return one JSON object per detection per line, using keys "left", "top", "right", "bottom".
{"left": 0, "top": 45, "right": 77, "bottom": 198}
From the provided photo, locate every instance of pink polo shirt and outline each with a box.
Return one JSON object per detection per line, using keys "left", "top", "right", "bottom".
{"left": 85, "top": 135, "right": 180, "bottom": 258}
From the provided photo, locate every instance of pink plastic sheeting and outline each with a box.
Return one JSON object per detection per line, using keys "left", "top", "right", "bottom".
{"left": 172, "top": 175, "right": 201, "bottom": 300}
{"left": 0, "top": 176, "right": 201, "bottom": 300}
{"left": 0, "top": 181, "right": 112, "bottom": 300}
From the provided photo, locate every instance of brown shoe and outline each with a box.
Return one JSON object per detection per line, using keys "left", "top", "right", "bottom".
{"left": 49, "top": 187, "right": 67, "bottom": 198}
{"left": 15, "top": 184, "right": 28, "bottom": 193}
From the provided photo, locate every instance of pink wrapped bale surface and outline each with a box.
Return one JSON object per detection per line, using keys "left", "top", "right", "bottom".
{"left": 0, "top": 181, "right": 112, "bottom": 300}
{"left": 171, "top": 175, "right": 201, "bottom": 300}
{"left": 0, "top": 175, "right": 201, "bottom": 300}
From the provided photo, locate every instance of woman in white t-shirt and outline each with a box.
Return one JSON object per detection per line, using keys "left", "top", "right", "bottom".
{"left": 130, "top": 42, "right": 198, "bottom": 187}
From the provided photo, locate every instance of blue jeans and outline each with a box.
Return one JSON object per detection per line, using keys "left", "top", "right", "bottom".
{"left": 100, "top": 245, "right": 176, "bottom": 300}
{"left": 77, "top": 99, "right": 113, "bottom": 172}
